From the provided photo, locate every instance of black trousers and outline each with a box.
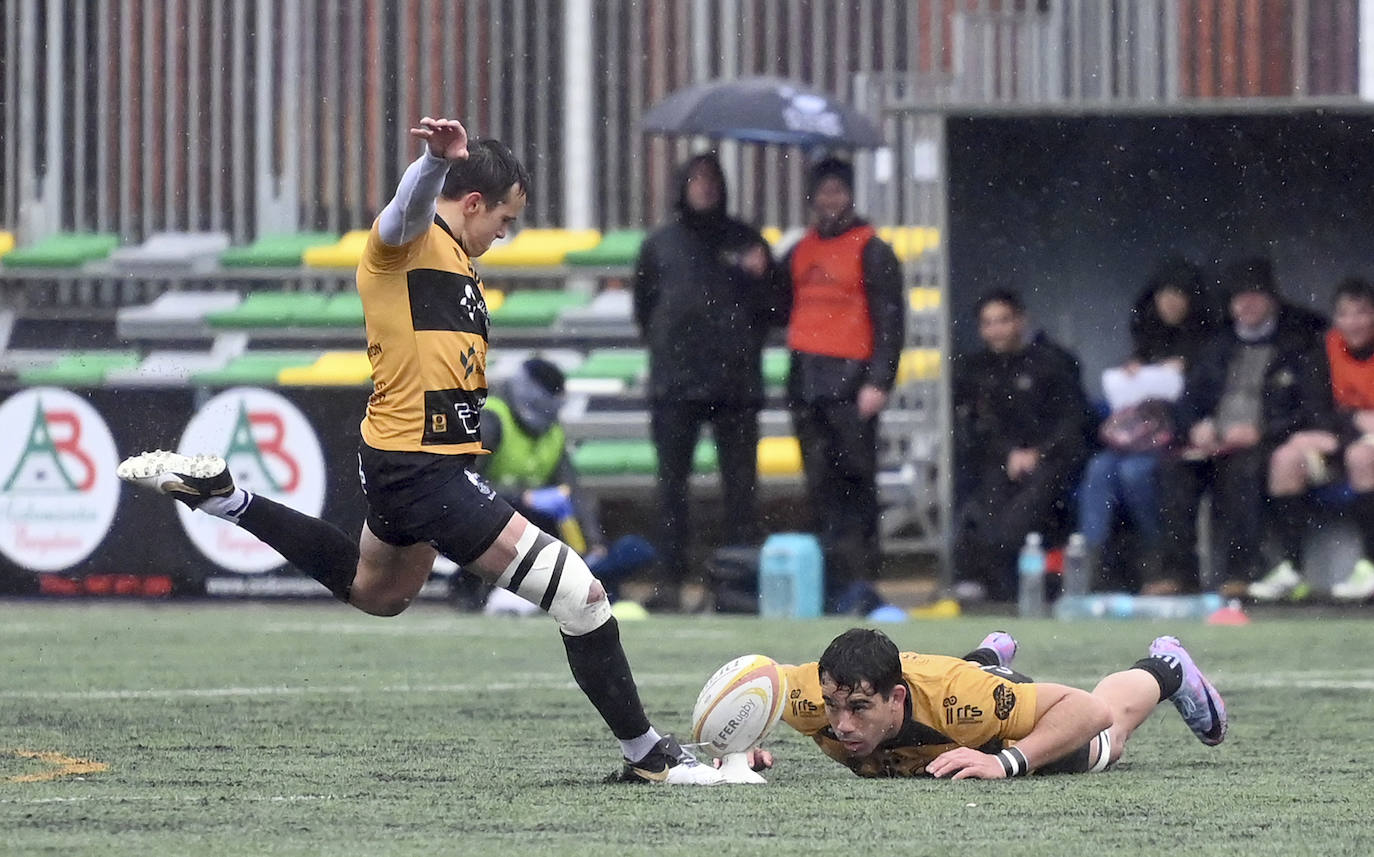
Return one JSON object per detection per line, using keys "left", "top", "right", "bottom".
{"left": 790, "top": 399, "right": 879, "bottom": 594}
{"left": 1155, "top": 447, "right": 1267, "bottom": 590}
{"left": 649, "top": 399, "right": 760, "bottom": 583}
{"left": 954, "top": 458, "right": 1080, "bottom": 602}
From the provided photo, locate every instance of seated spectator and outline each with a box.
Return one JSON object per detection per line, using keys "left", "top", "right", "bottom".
{"left": 1256, "top": 277, "right": 1374, "bottom": 602}
{"left": 458, "top": 358, "right": 653, "bottom": 609}
{"left": 1076, "top": 259, "right": 1216, "bottom": 590}
{"left": 952, "top": 289, "right": 1091, "bottom": 602}
{"left": 1152, "top": 257, "right": 1328, "bottom": 597}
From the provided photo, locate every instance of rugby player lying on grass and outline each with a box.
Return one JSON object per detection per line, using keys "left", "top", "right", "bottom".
{"left": 732, "top": 628, "right": 1226, "bottom": 778}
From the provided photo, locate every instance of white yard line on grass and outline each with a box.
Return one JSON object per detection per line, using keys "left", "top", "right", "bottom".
{"left": 6, "top": 670, "right": 1373, "bottom": 703}
{"left": 0, "top": 673, "right": 692, "bottom": 701}
{"left": 0, "top": 794, "right": 339, "bottom": 805}
{"left": 257, "top": 620, "right": 736, "bottom": 639}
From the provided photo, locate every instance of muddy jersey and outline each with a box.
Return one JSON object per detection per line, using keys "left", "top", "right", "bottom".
{"left": 779, "top": 653, "right": 1039, "bottom": 777}
{"left": 357, "top": 216, "right": 491, "bottom": 454}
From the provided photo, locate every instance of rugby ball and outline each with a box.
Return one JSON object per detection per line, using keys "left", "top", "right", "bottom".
{"left": 690, "top": 654, "right": 787, "bottom": 757}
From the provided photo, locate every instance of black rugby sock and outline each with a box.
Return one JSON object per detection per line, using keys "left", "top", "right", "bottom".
{"left": 561, "top": 618, "right": 652, "bottom": 741}
{"left": 1267, "top": 496, "right": 1307, "bottom": 568}
{"left": 962, "top": 647, "right": 1001, "bottom": 668}
{"left": 1354, "top": 491, "right": 1374, "bottom": 560}
{"left": 235, "top": 495, "right": 359, "bottom": 601}
{"left": 1131, "top": 656, "right": 1183, "bottom": 702}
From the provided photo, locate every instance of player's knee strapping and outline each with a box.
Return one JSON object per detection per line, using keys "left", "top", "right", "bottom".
{"left": 496, "top": 526, "right": 611, "bottom": 636}
{"left": 1088, "top": 728, "right": 1114, "bottom": 773}
{"left": 1030, "top": 728, "right": 1115, "bottom": 775}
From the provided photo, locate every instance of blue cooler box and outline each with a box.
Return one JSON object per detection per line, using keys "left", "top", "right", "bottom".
{"left": 758, "top": 533, "right": 824, "bottom": 618}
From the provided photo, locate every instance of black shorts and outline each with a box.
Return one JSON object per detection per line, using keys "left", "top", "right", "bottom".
{"left": 976, "top": 663, "right": 1100, "bottom": 775}
{"left": 357, "top": 443, "right": 515, "bottom": 565}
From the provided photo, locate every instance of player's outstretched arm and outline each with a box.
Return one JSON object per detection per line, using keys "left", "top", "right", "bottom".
{"left": 927, "top": 683, "right": 1111, "bottom": 780}
{"left": 376, "top": 117, "right": 470, "bottom": 247}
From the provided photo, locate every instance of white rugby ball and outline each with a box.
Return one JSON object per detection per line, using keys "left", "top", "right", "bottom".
{"left": 690, "top": 654, "right": 788, "bottom": 758}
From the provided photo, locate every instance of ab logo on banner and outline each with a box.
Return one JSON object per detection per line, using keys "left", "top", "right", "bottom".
{"left": 0, "top": 389, "right": 119, "bottom": 571}
{"left": 177, "top": 387, "right": 326, "bottom": 573}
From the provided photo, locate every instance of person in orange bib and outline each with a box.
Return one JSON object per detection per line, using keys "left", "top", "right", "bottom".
{"left": 775, "top": 158, "right": 904, "bottom": 614}
{"left": 1263, "top": 277, "right": 1374, "bottom": 601}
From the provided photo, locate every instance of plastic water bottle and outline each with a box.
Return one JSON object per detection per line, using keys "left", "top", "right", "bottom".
{"left": 1016, "top": 532, "right": 1046, "bottom": 618}
{"left": 1061, "top": 533, "right": 1088, "bottom": 598}
{"left": 1054, "top": 592, "right": 1223, "bottom": 621}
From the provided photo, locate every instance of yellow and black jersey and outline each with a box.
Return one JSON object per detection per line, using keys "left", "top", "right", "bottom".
{"left": 779, "top": 653, "right": 1039, "bottom": 778}
{"left": 357, "top": 216, "right": 490, "bottom": 454}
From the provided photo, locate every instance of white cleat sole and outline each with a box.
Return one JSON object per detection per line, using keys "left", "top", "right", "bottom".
{"left": 661, "top": 765, "right": 728, "bottom": 786}
{"left": 116, "top": 450, "right": 227, "bottom": 493}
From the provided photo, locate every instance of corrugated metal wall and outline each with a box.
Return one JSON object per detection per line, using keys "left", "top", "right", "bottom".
{"left": 0, "top": 0, "right": 1364, "bottom": 244}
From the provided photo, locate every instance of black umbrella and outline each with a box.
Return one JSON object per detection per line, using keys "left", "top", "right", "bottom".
{"left": 640, "top": 76, "right": 884, "bottom": 149}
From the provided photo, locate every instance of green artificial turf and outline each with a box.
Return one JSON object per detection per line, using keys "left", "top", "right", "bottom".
{"left": 2, "top": 603, "right": 1372, "bottom": 856}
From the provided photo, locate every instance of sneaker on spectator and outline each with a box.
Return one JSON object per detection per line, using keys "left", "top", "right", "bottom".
{"left": 1246, "top": 561, "right": 1309, "bottom": 602}
{"left": 1331, "top": 558, "right": 1374, "bottom": 602}
{"left": 952, "top": 580, "right": 986, "bottom": 604}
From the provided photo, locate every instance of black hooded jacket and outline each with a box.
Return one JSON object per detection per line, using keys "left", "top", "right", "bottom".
{"left": 1177, "top": 304, "right": 1331, "bottom": 444}
{"left": 632, "top": 154, "right": 781, "bottom": 403}
{"left": 952, "top": 332, "right": 1092, "bottom": 477}
{"left": 1129, "top": 259, "right": 1219, "bottom": 366}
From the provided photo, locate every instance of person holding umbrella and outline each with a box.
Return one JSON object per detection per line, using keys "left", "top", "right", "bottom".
{"left": 632, "top": 153, "right": 780, "bottom": 611}
{"left": 776, "top": 157, "right": 904, "bottom": 613}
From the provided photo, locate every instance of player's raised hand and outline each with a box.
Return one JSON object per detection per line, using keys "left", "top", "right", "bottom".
{"left": 411, "top": 117, "right": 469, "bottom": 160}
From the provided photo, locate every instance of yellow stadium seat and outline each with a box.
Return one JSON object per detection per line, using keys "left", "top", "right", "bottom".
{"left": 484, "top": 287, "right": 505, "bottom": 314}
{"left": 0, "top": 231, "right": 14, "bottom": 259}
{"left": 896, "top": 348, "right": 942, "bottom": 384}
{"left": 908, "top": 287, "right": 942, "bottom": 312}
{"left": 277, "top": 351, "right": 373, "bottom": 385}
{"left": 302, "top": 229, "right": 371, "bottom": 268}
{"left": 760, "top": 226, "right": 782, "bottom": 246}
{"left": 757, "top": 436, "right": 803, "bottom": 477}
{"left": 877, "top": 226, "right": 922, "bottom": 262}
{"left": 480, "top": 229, "right": 600, "bottom": 267}
{"left": 877, "top": 226, "right": 943, "bottom": 262}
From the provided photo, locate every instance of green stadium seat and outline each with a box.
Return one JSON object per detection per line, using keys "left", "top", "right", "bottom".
{"left": 572, "top": 438, "right": 716, "bottom": 476}
{"left": 205, "top": 292, "right": 332, "bottom": 328}
{"left": 1, "top": 233, "right": 119, "bottom": 268}
{"left": 567, "top": 349, "right": 648, "bottom": 385}
{"left": 564, "top": 229, "right": 646, "bottom": 267}
{"left": 300, "top": 292, "right": 364, "bottom": 327}
{"left": 692, "top": 438, "right": 718, "bottom": 473}
{"left": 220, "top": 232, "right": 339, "bottom": 267}
{"left": 190, "top": 351, "right": 320, "bottom": 385}
{"left": 763, "top": 348, "right": 791, "bottom": 388}
{"left": 489, "top": 290, "right": 592, "bottom": 327}
{"left": 18, "top": 351, "right": 140, "bottom": 386}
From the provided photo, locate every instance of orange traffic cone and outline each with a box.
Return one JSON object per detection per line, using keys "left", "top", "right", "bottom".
{"left": 1207, "top": 598, "right": 1250, "bottom": 625}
